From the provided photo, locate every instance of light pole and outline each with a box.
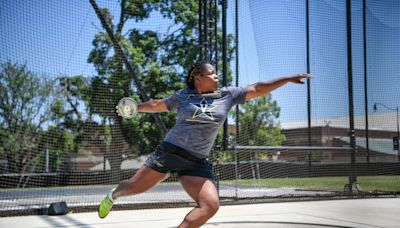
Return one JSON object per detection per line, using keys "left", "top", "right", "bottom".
{"left": 373, "top": 103, "right": 400, "bottom": 161}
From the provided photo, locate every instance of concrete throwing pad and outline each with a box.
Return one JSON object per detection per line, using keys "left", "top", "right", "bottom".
{"left": 0, "top": 198, "right": 399, "bottom": 228}
{"left": 204, "top": 222, "right": 353, "bottom": 227}
{"left": 0, "top": 184, "right": 336, "bottom": 211}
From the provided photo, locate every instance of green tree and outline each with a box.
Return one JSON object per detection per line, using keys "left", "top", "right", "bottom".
{"left": 36, "top": 126, "right": 76, "bottom": 173}
{"left": 49, "top": 75, "right": 97, "bottom": 172}
{"left": 0, "top": 62, "right": 57, "bottom": 173}
{"left": 218, "top": 94, "right": 286, "bottom": 163}
{"left": 236, "top": 95, "right": 286, "bottom": 146}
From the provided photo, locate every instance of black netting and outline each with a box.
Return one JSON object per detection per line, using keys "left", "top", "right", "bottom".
{"left": 0, "top": 0, "right": 399, "bottom": 215}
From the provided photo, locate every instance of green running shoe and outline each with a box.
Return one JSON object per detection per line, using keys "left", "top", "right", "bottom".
{"left": 98, "top": 188, "right": 115, "bottom": 219}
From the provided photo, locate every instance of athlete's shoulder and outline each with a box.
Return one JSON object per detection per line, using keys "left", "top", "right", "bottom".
{"left": 220, "top": 86, "right": 245, "bottom": 94}
{"left": 175, "top": 88, "right": 194, "bottom": 96}
{"left": 168, "top": 88, "right": 192, "bottom": 99}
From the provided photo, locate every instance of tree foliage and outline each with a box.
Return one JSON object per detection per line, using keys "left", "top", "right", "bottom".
{"left": 217, "top": 94, "right": 286, "bottom": 163}
{"left": 235, "top": 94, "right": 286, "bottom": 146}
{"left": 0, "top": 62, "right": 58, "bottom": 173}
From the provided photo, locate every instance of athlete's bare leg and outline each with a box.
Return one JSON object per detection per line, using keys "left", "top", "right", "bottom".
{"left": 178, "top": 176, "right": 219, "bottom": 228}
{"left": 112, "top": 165, "right": 168, "bottom": 200}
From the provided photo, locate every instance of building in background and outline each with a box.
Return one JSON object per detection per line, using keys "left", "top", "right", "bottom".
{"left": 280, "top": 112, "right": 398, "bottom": 163}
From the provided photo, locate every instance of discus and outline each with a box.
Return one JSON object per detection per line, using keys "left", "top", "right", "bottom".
{"left": 116, "top": 97, "right": 138, "bottom": 119}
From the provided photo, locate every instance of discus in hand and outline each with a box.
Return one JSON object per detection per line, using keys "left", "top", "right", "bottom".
{"left": 116, "top": 97, "right": 138, "bottom": 119}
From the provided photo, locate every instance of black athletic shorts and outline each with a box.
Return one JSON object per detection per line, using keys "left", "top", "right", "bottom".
{"left": 144, "top": 141, "right": 214, "bottom": 180}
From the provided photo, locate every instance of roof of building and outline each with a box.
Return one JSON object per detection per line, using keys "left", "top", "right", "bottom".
{"left": 281, "top": 112, "right": 398, "bottom": 132}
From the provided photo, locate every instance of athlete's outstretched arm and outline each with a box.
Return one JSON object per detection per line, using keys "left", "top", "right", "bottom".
{"left": 245, "top": 73, "right": 312, "bottom": 101}
{"left": 138, "top": 99, "right": 169, "bottom": 113}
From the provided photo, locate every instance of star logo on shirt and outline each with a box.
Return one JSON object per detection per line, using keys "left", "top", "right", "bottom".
{"left": 190, "top": 97, "right": 217, "bottom": 121}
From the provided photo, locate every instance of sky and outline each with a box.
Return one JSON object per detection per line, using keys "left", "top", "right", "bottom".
{"left": 1, "top": 0, "right": 399, "bottom": 126}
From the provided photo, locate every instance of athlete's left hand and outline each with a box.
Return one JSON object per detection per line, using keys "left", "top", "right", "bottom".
{"left": 287, "top": 73, "right": 313, "bottom": 84}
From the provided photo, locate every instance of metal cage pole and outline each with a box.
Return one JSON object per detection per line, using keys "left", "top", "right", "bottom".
{"left": 208, "top": 0, "right": 213, "bottom": 60}
{"left": 306, "top": 0, "right": 312, "bottom": 175}
{"left": 235, "top": 0, "right": 240, "bottom": 200}
{"left": 199, "top": 0, "right": 203, "bottom": 60}
{"left": 235, "top": 0, "right": 239, "bottom": 144}
{"left": 363, "top": 0, "right": 371, "bottom": 165}
{"left": 214, "top": 0, "right": 218, "bottom": 72}
{"left": 203, "top": 0, "right": 208, "bottom": 61}
{"left": 221, "top": 0, "right": 228, "bottom": 150}
{"left": 200, "top": 0, "right": 218, "bottom": 63}
{"left": 346, "top": 0, "right": 358, "bottom": 193}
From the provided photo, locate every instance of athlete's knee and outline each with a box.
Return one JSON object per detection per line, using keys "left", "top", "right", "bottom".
{"left": 202, "top": 198, "right": 220, "bottom": 216}
{"left": 210, "top": 201, "right": 220, "bottom": 215}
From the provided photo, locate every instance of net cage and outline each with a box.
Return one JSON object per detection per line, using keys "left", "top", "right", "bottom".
{"left": 0, "top": 0, "right": 399, "bottom": 215}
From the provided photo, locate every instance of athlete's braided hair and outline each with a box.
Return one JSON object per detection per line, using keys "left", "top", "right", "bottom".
{"left": 186, "top": 62, "right": 213, "bottom": 89}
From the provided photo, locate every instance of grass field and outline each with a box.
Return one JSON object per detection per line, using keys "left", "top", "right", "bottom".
{"left": 1, "top": 176, "right": 399, "bottom": 193}
{"left": 221, "top": 176, "right": 400, "bottom": 192}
